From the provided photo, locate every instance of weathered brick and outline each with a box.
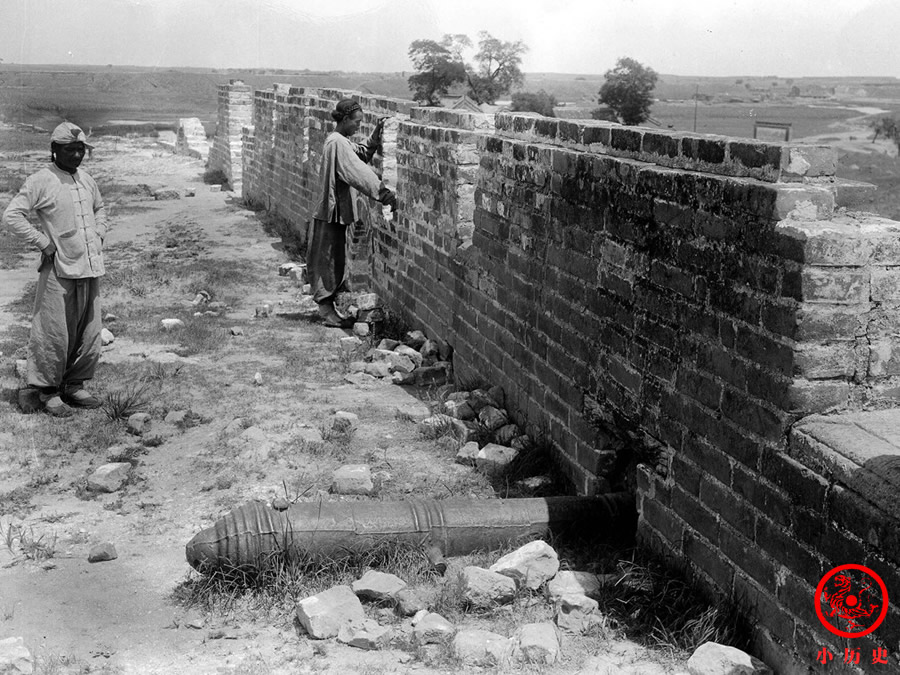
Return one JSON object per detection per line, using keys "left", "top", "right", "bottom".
{"left": 683, "top": 530, "right": 734, "bottom": 593}
{"left": 760, "top": 451, "right": 828, "bottom": 509}
{"left": 700, "top": 475, "right": 756, "bottom": 534}
{"left": 793, "top": 342, "right": 859, "bottom": 380}
{"left": 720, "top": 524, "right": 776, "bottom": 589}
{"left": 671, "top": 484, "right": 719, "bottom": 544}
{"left": 786, "top": 379, "right": 850, "bottom": 414}
{"left": 720, "top": 388, "right": 787, "bottom": 442}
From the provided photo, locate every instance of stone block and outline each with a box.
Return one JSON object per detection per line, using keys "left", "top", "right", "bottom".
{"left": 354, "top": 293, "right": 380, "bottom": 310}
{"left": 513, "top": 622, "right": 559, "bottom": 665}
{"left": 126, "top": 412, "right": 152, "bottom": 436}
{"left": 456, "top": 441, "right": 480, "bottom": 466}
{"left": 489, "top": 540, "right": 560, "bottom": 590}
{"left": 331, "top": 465, "right": 373, "bottom": 495}
{"left": 365, "top": 361, "right": 391, "bottom": 378}
{"left": 395, "top": 588, "right": 428, "bottom": 616}
{"left": 547, "top": 570, "right": 602, "bottom": 601}
{"left": 554, "top": 593, "right": 600, "bottom": 634}
{"left": 87, "top": 462, "right": 132, "bottom": 493}
{"left": 88, "top": 542, "right": 118, "bottom": 563}
{"left": 452, "top": 629, "right": 514, "bottom": 668}
{"left": 478, "top": 405, "right": 509, "bottom": 431}
{"left": 296, "top": 585, "right": 366, "bottom": 639}
{"left": 461, "top": 566, "right": 516, "bottom": 608}
{"left": 352, "top": 570, "right": 407, "bottom": 602}
{"left": 799, "top": 268, "right": 868, "bottom": 304}
{"left": 412, "top": 612, "right": 455, "bottom": 643}
{"left": 687, "top": 641, "right": 773, "bottom": 675}
{"left": 337, "top": 619, "right": 392, "bottom": 650}
{"left": 475, "top": 443, "right": 518, "bottom": 476}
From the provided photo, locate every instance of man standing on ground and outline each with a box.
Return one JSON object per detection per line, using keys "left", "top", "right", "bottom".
{"left": 3, "top": 122, "right": 108, "bottom": 417}
{"left": 309, "top": 98, "right": 397, "bottom": 327}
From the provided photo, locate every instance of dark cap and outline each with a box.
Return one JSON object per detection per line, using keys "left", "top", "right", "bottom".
{"left": 332, "top": 99, "right": 362, "bottom": 122}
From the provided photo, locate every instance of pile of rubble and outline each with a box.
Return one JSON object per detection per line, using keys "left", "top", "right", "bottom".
{"left": 341, "top": 330, "right": 452, "bottom": 388}
{"left": 289, "top": 539, "right": 771, "bottom": 673}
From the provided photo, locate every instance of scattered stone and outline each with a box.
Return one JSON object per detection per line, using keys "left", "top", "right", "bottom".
{"left": 191, "top": 290, "right": 210, "bottom": 305}
{"left": 357, "top": 307, "right": 383, "bottom": 323}
{"left": 419, "top": 339, "right": 440, "bottom": 361}
{"left": 289, "top": 265, "right": 307, "bottom": 285}
{"left": 165, "top": 410, "right": 187, "bottom": 425}
{"left": 337, "top": 619, "right": 392, "bottom": 650}
{"left": 490, "top": 540, "right": 559, "bottom": 590}
{"left": 126, "top": 412, "right": 152, "bottom": 436}
{"left": 354, "top": 293, "right": 380, "bottom": 311}
{"left": 255, "top": 304, "right": 272, "bottom": 318}
{"left": 340, "top": 336, "right": 363, "bottom": 353}
{"left": 153, "top": 188, "right": 181, "bottom": 200}
{"left": 475, "top": 443, "right": 518, "bottom": 476}
{"left": 389, "top": 354, "right": 415, "bottom": 374}
{"left": 494, "top": 423, "right": 520, "bottom": 445}
{"left": 87, "top": 463, "right": 132, "bottom": 492}
{"left": 403, "top": 330, "right": 427, "bottom": 349}
{"left": 517, "top": 475, "right": 554, "bottom": 492}
{"left": 395, "top": 588, "right": 428, "bottom": 616}
{"left": 331, "top": 465, "right": 374, "bottom": 495}
{"left": 103, "top": 313, "right": 118, "bottom": 322}
{"left": 272, "top": 497, "right": 290, "bottom": 511}
{"left": 333, "top": 411, "right": 359, "bottom": 431}
{"left": 420, "top": 414, "right": 467, "bottom": 440}
{"left": 364, "top": 361, "right": 391, "bottom": 378}
{"left": 88, "top": 542, "right": 118, "bottom": 563}
{"left": 687, "top": 642, "right": 773, "bottom": 675}
{"left": 344, "top": 372, "right": 377, "bottom": 386}
{"left": 278, "top": 262, "right": 298, "bottom": 276}
{"left": 392, "top": 344, "right": 422, "bottom": 367}
{"left": 555, "top": 593, "right": 600, "bottom": 634}
{"left": 230, "top": 326, "right": 244, "bottom": 336}
{"left": 394, "top": 403, "right": 431, "bottom": 421}
{"left": 301, "top": 283, "right": 312, "bottom": 295}
{"left": 456, "top": 441, "right": 480, "bottom": 466}
{"left": 209, "top": 184, "right": 221, "bottom": 192}
{"left": 14, "top": 359, "right": 27, "bottom": 379}
{"left": 514, "top": 623, "right": 559, "bottom": 665}
{"left": 416, "top": 363, "right": 450, "bottom": 386}
{"left": 412, "top": 612, "right": 454, "bottom": 643}
{"left": 467, "top": 389, "right": 496, "bottom": 412}
{"left": 296, "top": 585, "right": 366, "bottom": 639}
{"left": 160, "top": 318, "right": 184, "bottom": 331}
{"left": 100, "top": 328, "right": 115, "bottom": 346}
{"left": 453, "top": 401, "right": 476, "bottom": 420}
{"left": 391, "top": 371, "right": 416, "bottom": 385}
{"left": 376, "top": 339, "right": 399, "bottom": 351}
{"left": 352, "top": 570, "right": 408, "bottom": 602}
{"left": 487, "top": 385, "right": 505, "bottom": 408}
{"left": 348, "top": 361, "right": 367, "bottom": 373}
{"left": 0, "top": 637, "right": 33, "bottom": 674}
{"left": 185, "top": 189, "right": 196, "bottom": 198}
{"left": 461, "top": 566, "right": 517, "bottom": 608}
{"left": 452, "top": 629, "right": 513, "bottom": 668}
{"left": 547, "top": 571, "right": 602, "bottom": 602}
{"left": 352, "top": 322, "right": 370, "bottom": 337}
{"left": 511, "top": 435, "right": 531, "bottom": 451}
{"left": 253, "top": 372, "right": 264, "bottom": 386}
{"left": 478, "top": 406, "right": 509, "bottom": 431}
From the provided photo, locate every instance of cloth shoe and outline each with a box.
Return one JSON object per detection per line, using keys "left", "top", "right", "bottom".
{"left": 62, "top": 387, "right": 103, "bottom": 409}
{"left": 41, "top": 395, "right": 74, "bottom": 418}
{"left": 317, "top": 302, "right": 351, "bottom": 328}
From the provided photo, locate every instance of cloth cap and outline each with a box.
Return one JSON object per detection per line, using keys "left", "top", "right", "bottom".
{"left": 50, "top": 122, "right": 94, "bottom": 149}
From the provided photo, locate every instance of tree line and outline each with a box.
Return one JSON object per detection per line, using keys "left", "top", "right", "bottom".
{"left": 406, "top": 32, "right": 657, "bottom": 126}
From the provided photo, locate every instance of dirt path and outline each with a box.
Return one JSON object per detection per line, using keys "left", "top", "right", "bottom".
{"left": 0, "top": 135, "right": 694, "bottom": 674}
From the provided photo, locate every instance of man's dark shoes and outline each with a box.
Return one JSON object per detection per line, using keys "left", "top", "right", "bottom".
{"left": 318, "top": 302, "right": 352, "bottom": 328}
{"left": 42, "top": 395, "right": 74, "bottom": 418}
{"left": 62, "top": 388, "right": 103, "bottom": 409}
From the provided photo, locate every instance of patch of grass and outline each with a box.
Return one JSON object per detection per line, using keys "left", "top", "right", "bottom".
{"left": 3, "top": 521, "right": 57, "bottom": 561}
{"left": 173, "top": 540, "right": 436, "bottom": 626}
{"left": 0, "top": 486, "right": 35, "bottom": 516}
{"left": 202, "top": 167, "right": 229, "bottom": 189}
{"left": 174, "top": 320, "right": 228, "bottom": 356}
{"left": 103, "top": 381, "right": 151, "bottom": 421}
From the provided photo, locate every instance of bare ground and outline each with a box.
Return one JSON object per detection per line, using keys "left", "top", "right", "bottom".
{"left": 0, "top": 133, "right": 706, "bottom": 674}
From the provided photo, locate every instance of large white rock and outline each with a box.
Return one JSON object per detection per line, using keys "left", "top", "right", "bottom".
{"left": 489, "top": 540, "right": 559, "bottom": 590}
{"left": 687, "top": 642, "right": 773, "bottom": 675}
{"left": 461, "top": 566, "right": 516, "bottom": 608}
{"left": 336, "top": 619, "right": 392, "bottom": 650}
{"left": 475, "top": 443, "right": 518, "bottom": 476}
{"left": 87, "top": 463, "right": 131, "bottom": 492}
{"left": 455, "top": 441, "right": 480, "bottom": 466}
{"left": 412, "top": 612, "right": 455, "bottom": 643}
{"left": 127, "top": 412, "right": 152, "bottom": 436}
{"left": 160, "top": 318, "right": 184, "bottom": 331}
{"left": 513, "top": 622, "right": 559, "bottom": 665}
{"left": 452, "top": 629, "right": 513, "bottom": 668}
{"left": 555, "top": 593, "right": 600, "bottom": 634}
{"left": 100, "top": 328, "right": 115, "bottom": 345}
{"left": 331, "top": 465, "right": 374, "bottom": 495}
{"left": 547, "top": 570, "right": 602, "bottom": 601}
{"left": 351, "top": 570, "right": 407, "bottom": 601}
{"left": 0, "top": 637, "right": 33, "bottom": 674}
{"left": 296, "top": 585, "right": 366, "bottom": 639}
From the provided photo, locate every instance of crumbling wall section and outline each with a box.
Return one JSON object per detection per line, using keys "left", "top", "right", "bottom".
{"left": 208, "top": 80, "right": 251, "bottom": 190}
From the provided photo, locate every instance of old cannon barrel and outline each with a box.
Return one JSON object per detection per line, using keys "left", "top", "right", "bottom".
{"left": 185, "top": 494, "right": 635, "bottom": 571}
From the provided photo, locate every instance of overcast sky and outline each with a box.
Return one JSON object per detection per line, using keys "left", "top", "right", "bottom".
{"left": 3, "top": 0, "right": 899, "bottom": 77}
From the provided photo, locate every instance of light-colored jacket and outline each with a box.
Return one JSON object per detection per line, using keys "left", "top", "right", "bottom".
{"left": 3, "top": 164, "right": 107, "bottom": 278}
{"left": 313, "top": 131, "right": 383, "bottom": 225}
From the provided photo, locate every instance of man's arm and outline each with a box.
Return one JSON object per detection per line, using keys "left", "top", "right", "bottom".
{"left": 336, "top": 138, "right": 385, "bottom": 199}
{"left": 2, "top": 176, "right": 53, "bottom": 252}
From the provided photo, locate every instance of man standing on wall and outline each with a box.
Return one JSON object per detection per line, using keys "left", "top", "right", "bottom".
{"left": 309, "top": 98, "right": 397, "bottom": 327}
{"left": 3, "top": 122, "right": 108, "bottom": 417}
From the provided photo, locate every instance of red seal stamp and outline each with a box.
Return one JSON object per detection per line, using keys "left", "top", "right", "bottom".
{"left": 815, "top": 564, "right": 888, "bottom": 638}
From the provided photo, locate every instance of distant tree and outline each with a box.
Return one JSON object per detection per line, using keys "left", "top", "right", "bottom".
{"left": 465, "top": 32, "right": 528, "bottom": 105}
{"left": 510, "top": 89, "right": 557, "bottom": 117}
{"left": 872, "top": 116, "right": 900, "bottom": 151}
{"left": 598, "top": 57, "right": 658, "bottom": 126}
{"left": 407, "top": 35, "right": 469, "bottom": 106}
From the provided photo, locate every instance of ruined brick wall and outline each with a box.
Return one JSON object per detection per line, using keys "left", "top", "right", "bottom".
{"left": 237, "top": 88, "right": 900, "bottom": 670}
{"left": 208, "top": 80, "right": 252, "bottom": 190}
